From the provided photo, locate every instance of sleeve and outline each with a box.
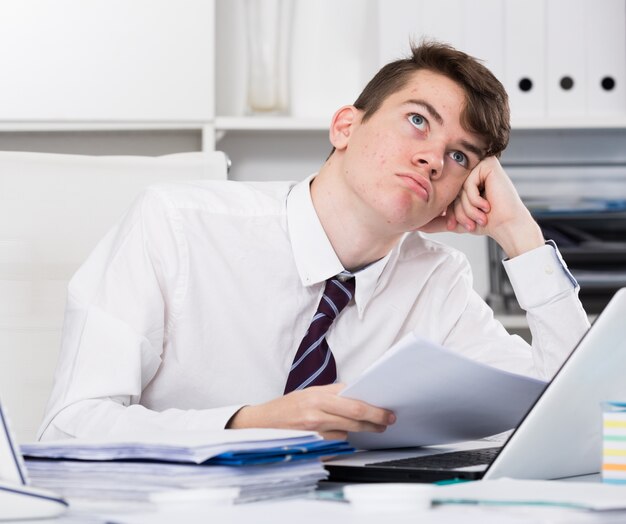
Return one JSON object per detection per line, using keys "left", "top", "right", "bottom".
{"left": 37, "top": 188, "right": 244, "bottom": 441}
{"left": 439, "top": 242, "right": 590, "bottom": 381}
{"left": 501, "top": 240, "right": 591, "bottom": 378}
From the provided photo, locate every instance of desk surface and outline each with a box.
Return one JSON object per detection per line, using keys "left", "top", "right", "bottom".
{"left": 31, "top": 475, "right": 623, "bottom": 524}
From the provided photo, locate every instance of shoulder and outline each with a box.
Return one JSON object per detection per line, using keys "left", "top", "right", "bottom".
{"left": 398, "top": 232, "right": 471, "bottom": 270}
{"left": 138, "top": 180, "right": 297, "bottom": 219}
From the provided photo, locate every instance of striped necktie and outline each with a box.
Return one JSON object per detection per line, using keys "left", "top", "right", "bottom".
{"left": 284, "top": 276, "right": 356, "bottom": 394}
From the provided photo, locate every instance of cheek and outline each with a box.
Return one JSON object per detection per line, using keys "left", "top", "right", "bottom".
{"left": 365, "top": 132, "right": 405, "bottom": 167}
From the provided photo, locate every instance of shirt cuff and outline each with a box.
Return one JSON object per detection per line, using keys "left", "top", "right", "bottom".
{"left": 502, "top": 240, "right": 578, "bottom": 310}
{"left": 186, "top": 404, "right": 247, "bottom": 431}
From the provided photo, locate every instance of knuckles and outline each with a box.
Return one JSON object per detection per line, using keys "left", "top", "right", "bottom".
{"left": 300, "top": 412, "right": 324, "bottom": 431}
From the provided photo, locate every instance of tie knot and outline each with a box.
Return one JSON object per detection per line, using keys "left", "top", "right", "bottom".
{"left": 320, "top": 277, "right": 355, "bottom": 320}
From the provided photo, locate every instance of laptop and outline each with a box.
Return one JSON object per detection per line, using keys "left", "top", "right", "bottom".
{"left": 0, "top": 400, "right": 67, "bottom": 519}
{"left": 325, "top": 287, "right": 626, "bottom": 483}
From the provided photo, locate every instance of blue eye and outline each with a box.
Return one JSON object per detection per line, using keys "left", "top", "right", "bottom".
{"left": 449, "top": 150, "right": 468, "bottom": 167}
{"left": 408, "top": 113, "right": 427, "bottom": 130}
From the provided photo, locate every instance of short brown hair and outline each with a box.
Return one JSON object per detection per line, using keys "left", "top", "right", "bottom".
{"left": 352, "top": 40, "right": 510, "bottom": 158}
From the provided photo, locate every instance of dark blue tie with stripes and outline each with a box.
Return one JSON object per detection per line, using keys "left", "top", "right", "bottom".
{"left": 284, "top": 276, "right": 356, "bottom": 394}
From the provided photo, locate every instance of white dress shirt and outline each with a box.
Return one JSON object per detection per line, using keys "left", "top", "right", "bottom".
{"left": 39, "top": 176, "right": 590, "bottom": 440}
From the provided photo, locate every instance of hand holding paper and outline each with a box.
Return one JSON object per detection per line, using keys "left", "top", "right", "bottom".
{"left": 340, "top": 333, "right": 546, "bottom": 449}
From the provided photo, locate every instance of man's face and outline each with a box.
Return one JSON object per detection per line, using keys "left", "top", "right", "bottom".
{"left": 337, "top": 69, "right": 486, "bottom": 234}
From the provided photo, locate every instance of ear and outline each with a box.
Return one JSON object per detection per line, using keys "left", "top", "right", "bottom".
{"left": 329, "top": 105, "right": 360, "bottom": 151}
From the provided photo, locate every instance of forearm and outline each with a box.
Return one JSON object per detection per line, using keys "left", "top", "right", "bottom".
{"left": 504, "top": 242, "right": 590, "bottom": 379}
{"left": 226, "top": 385, "right": 395, "bottom": 441}
{"left": 39, "top": 398, "right": 245, "bottom": 440}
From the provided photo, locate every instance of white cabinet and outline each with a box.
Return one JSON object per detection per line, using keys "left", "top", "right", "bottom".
{"left": 213, "top": 0, "right": 626, "bottom": 159}
{"left": 0, "top": 0, "right": 214, "bottom": 122}
{"left": 211, "top": 0, "right": 626, "bottom": 304}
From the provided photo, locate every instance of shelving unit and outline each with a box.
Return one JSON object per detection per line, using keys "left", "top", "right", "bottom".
{"left": 215, "top": 116, "right": 328, "bottom": 132}
{"left": 4, "top": 115, "right": 626, "bottom": 137}
{"left": 0, "top": 0, "right": 624, "bottom": 314}
{"left": 510, "top": 117, "right": 626, "bottom": 130}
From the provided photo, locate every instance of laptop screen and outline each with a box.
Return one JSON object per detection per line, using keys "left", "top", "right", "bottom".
{"left": 0, "top": 400, "right": 28, "bottom": 485}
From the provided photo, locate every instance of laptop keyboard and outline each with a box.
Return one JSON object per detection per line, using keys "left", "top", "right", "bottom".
{"left": 366, "top": 446, "right": 501, "bottom": 470}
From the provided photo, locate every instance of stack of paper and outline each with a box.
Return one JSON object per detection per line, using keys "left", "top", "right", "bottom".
{"left": 21, "top": 429, "right": 353, "bottom": 503}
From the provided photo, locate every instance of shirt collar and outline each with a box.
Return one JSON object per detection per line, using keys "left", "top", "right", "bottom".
{"left": 287, "top": 174, "right": 343, "bottom": 286}
{"left": 286, "top": 174, "right": 399, "bottom": 317}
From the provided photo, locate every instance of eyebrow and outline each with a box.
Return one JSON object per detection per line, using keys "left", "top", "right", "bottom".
{"left": 459, "top": 139, "right": 485, "bottom": 160}
{"left": 405, "top": 98, "right": 443, "bottom": 125}
{"left": 404, "top": 98, "right": 485, "bottom": 160}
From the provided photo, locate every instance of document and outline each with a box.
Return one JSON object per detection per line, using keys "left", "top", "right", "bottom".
{"left": 24, "top": 458, "right": 329, "bottom": 504}
{"left": 433, "top": 478, "right": 626, "bottom": 511}
{"left": 21, "top": 428, "right": 352, "bottom": 465}
{"left": 21, "top": 429, "right": 353, "bottom": 504}
{"left": 340, "top": 333, "right": 546, "bottom": 449}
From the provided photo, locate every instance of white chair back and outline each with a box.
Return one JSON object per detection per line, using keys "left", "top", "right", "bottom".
{"left": 0, "top": 151, "right": 229, "bottom": 442}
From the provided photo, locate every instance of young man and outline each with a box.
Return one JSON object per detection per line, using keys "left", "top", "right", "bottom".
{"left": 39, "top": 42, "right": 589, "bottom": 442}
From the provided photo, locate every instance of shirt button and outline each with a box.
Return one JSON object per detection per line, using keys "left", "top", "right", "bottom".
{"left": 545, "top": 265, "right": 554, "bottom": 275}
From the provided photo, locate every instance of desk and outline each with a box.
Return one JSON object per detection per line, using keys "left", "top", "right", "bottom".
{"left": 26, "top": 476, "right": 625, "bottom": 524}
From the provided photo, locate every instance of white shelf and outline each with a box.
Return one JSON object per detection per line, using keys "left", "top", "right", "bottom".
{"left": 216, "top": 115, "right": 626, "bottom": 133}
{"left": 215, "top": 116, "right": 329, "bottom": 131}
{"left": 1, "top": 116, "right": 625, "bottom": 134}
{"left": 511, "top": 117, "right": 626, "bottom": 130}
{"left": 0, "top": 122, "right": 209, "bottom": 132}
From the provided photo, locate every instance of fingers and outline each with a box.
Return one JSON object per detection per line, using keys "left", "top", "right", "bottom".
{"left": 451, "top": 164, "right": 492, "bottom": 232}
{"left": 457, "top": 190, "right": 487, "bottom": 231}
{"left": 229, "top": 384, "right": 396, "bottom": 438}
{"left": 304, "top": 411, "right": 389, "bottom": 434}
{"left": 300, "top": 385, "right": 395, "bottom": 433}
{"left": 322, "top": 394, "right": 395, "bottom": 428}
{"left": 320, "top": 430, "right": 348, "bottom": 441}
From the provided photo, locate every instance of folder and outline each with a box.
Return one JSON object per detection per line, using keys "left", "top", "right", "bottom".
{"left": 376, "top": 0, "right": 423, "bottom": 67}
{"left": 504, "top": 0, "right": 546, "bottom": 119}
{"left": 21, "top": 428, "right": 351, "bottom": 465}
{"left": 419, "top": 0, "right": 465, "bottom": 50}
{"left": 21, "top": 429, "right": 353, "bottom": 503}
{"left": 546, "top": 0, "right": 586, "bottom": 117}
{"left": 585, "top": 0, "right": 626, "bottom": 116}
{"left": 378, "top": 0, "right": 505, "bottom": 83}
{"left": 462, "top": 0, "right": 505, "bottom": 83}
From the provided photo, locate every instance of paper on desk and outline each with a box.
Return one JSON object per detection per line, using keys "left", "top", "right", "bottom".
{"left": 433, "top": 478, "right": 626, "bottom": 511}
{"left": 340, "top": 333, "right": 546, "bottom": 449}
{"left": 21, "top": 428, "right": 345, "bottom": 504}
{"left": 21, "top": 428, "right": 331, "bottom": 464}
{"left": 25, "top": 458, "right": 328, "bottom": 504}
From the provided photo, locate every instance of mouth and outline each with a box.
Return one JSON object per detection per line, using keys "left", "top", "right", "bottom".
{"left": 397, "top": 173, "right": 431, "bottom": 202}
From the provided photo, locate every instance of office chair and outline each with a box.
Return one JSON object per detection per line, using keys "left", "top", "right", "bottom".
{"left": 0, "top": 150, "right": 229, "bottom": 442}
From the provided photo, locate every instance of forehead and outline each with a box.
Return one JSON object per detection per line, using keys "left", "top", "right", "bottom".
{"left": 377, "top": 69, "right": 486, "bottom": 155}
{"left": 385, "top": 69, "right": 467, "bottom": 112}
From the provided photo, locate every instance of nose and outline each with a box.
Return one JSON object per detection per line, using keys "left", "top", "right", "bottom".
{"left": 411, "top": 144, "right": 445, "bottom": 179}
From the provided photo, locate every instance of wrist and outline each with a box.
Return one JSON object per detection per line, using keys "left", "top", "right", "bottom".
{"left": 225, "top": 405, "right": 253, "bottom": 429}
{"left": 494, "top": 218, "right": 544, "bottom": 259}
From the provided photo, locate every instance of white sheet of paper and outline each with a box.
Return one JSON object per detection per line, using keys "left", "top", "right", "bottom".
{"left": 21, "top": 428, "right": 320, "bottom": 463}
{"left": 434, "top": 478, "right": 626, "bottom": 511}
{"left": 340, "top": 333, "right": 546, "bottom": 449}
